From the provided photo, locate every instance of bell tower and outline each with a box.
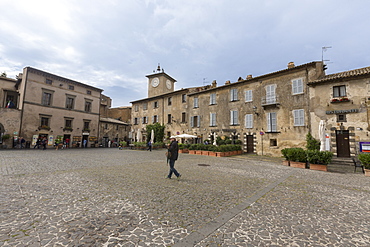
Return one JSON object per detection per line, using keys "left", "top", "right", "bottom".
{"left": 146, "top": 64, "right": 176, "bottom": 98}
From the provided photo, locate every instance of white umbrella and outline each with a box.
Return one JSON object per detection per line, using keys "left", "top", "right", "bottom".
{"left": 319, "top": 120, "right": 326, "bottom": 151}
{"left": 136, "top": 129, "right": 142, "bottom": 142}
{"left": 150, "top": 129, "right": 154, "bottom": 143}
{"left": 175, "top": 133, "right": 197, "bottom": 138}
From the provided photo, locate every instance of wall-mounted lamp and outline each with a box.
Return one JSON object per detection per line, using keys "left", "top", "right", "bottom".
{"left": 253, "top": 106, "right": 259, "bottom": 116}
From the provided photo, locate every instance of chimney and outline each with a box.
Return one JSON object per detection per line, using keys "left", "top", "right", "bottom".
{"left": 225, "top": 80, "right": 231, "bottom": 85}
{"left": 246, "top": 74, "right": 253, "bottom": 79}
{"left": 287, "top": 62, "right": 295, "bottom": 69}
{"left": 212, "top": 80, "right": 217, "bottom": 88}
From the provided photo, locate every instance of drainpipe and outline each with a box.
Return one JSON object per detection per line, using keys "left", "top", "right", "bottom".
{"left": 306, "top": 67, "right": 312, "bottom": 134}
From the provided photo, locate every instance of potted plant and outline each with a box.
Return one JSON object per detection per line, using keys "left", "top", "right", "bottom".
{"left": 188, "top": 144, "right": 197, "bottom": 154}
{"left": 358, "top": 153, "right": 370, "bottom": 176}
{"left": 281, "top": 148, "right": 291, "bottom": 166}
{"left": 307, "top": 150, "right": 333, "bottom": 172}
{"left": 289, "top": 148, "right": 307, "bottom": 169}
{"left": 207, "top": 145, "right": 217, "bottom": 156}
{"left": 216, "top": 145, "right": 227, "bottom": 157}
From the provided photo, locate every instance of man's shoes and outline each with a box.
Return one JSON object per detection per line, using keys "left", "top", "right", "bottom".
{"left": 166, "top": 176, "right": 171, "bottom": 179}
{"left": 177, "top": 174, "right": 181, "bottom": 179}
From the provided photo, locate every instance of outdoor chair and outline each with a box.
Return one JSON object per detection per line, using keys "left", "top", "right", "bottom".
{"left": 352, "top": 157, "right": 364, "bottom": 173}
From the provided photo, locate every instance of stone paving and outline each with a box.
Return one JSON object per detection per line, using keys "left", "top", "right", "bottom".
{"left": 0, "top": 148, "right": 369, "bottom": 246}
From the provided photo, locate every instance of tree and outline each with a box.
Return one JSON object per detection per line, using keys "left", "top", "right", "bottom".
{"left": 145, "top": 123, "right": 165, "bottom": 143}
{"left": 0, "top": 72, "right": 7, "bottom": 77}
{"left": 306, "top": 133, "right": 320, "bottom": 151}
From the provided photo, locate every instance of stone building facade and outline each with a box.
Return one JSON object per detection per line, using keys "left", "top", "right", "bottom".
{"left": 16, "top": 67, "right": 103, "bottom": 148}
{"left": 130, "top": 61, "right": 370, "bottom": 157}
{"left": 187, "top": 61, "right": 325, "bottom": 156}
{"left": 0, "top": 76, "right": 21, "bottom": 147}
{"left": 308, "top": 66, "right": 370, "bottom": 157}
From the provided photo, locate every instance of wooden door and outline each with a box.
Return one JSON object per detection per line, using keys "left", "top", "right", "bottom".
{"left": 246, "top": 135, "right": 254, "bottom": 153}
{"left": 336, "top": 130, "right": 350, "bottom": 157}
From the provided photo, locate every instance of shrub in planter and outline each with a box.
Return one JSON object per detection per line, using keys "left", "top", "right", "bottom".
{"left": 317, "top": 151, "right": 333, "bottom": 165}
{"left": 290, "top": 148, "right": 307, "bottom": 162}
{"left": 153, "top": 142, "right": 164, "bottom": 148}
{"left": 358, "top": 153, "right": 370, "bottom": 169}
{"left": 119, "top": 141, "right": 127, "bottom": 147}
{"left": 281, "top": 148, "right": 291, "bottom": 160}
{"left": 189, "top": 144, "right": 198, "bottom": 150}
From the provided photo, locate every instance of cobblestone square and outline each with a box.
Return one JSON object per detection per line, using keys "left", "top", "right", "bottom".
{"left": 1, "top": 149, "right": 369, "bottom": 246}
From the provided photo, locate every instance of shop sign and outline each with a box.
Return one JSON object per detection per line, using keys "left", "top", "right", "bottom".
{"left": 360, "top": 142, "right": 370, "bottom": 152}
{"left": 326, "top": 109, "right": 358, "bottom": 114}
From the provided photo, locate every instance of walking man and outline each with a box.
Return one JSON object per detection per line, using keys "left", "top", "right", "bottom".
{"left": 167, "top": 137, "right": 181, "bottom": 179}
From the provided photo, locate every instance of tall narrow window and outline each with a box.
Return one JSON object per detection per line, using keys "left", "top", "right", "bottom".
{"left": 230, "top": 89, "right": 238, "bottom": 101}
{"left": 293, "top": 109, "right": 304, "bottom": 126}
{"left": 266, "top": 85, "right": 276, "bottom": 104}
{"left": 168, "top": 114, "right": 172, "bottom": 124}
{"left": 181, "top": 112, "right": 186, "bottom": 123}
{"left": 85, "top": 100, "right": 92, "bottom": 112}
{"left": 65, "top": 119, "right": 73, "bottom": 129}
{"left": 66, "top": 96, "right": 75, "bottom": 110}
{"left": 194, "top": 97, "right": 199, "bottom": 108}
{"left": 182, "top": 94, "right": 187, "bottom": 103}
{"left": 245, "top": 114, "right": 253, "bottom": 128}
{"left": 168, "top": 97, "right": 172, "bottom": 106}
{"left": 83, "top": 121, "right": 90, "bottom": 131}
{"left": 42, "top": 91, "right": 53, "bottom": 106}
{"left": 267, "top": 112, "right": 277, "bottom": 132}
{"left": 245, "top": 90, "right": 253, "bottom": 102}
{"left": 190, "top": 116, "right": 200, "bottom": 127}
{"left": 210, "top": 113, "right": 216, "bottom": 126}
{"left": 292, "top": 78, "right": 303, "bottom": 94}
{"left": 210, "top": 93, "right": 216, "bottom": 105}
{"left": 333, "top": 85, "right": 346, "bottom": 97}
{"left": 230, "top": 110, "right": 238, "bottom": 125}
{"left": 134, "top": 118, "right": 138, "bottom": 125}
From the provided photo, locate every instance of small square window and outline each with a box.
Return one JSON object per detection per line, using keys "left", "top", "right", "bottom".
{"left": 270, "top": 139, "right": 277, "bottom": 146}
{"left": 46, "top": 79, "right": 53, "bottom": 85}
{"left": 337, "top": 114, "right": 347, "bottom": 122}
{"left": 87, "top": 90, "right": 91, "bottom": 95}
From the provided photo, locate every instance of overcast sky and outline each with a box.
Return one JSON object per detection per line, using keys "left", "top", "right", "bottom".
{"left": 1, "top": 0, "right": 369, "bottom": 107}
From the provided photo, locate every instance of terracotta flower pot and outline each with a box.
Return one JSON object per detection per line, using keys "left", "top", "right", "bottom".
{"left": 365, "top": 169, "right": 370, "bottom": 177}
{"left": 189, "top": 150, "right": 196, "bottom": 155}
{"left": 309, "top": 164, "right": 327, "bottom": 172}
{"left": 282, "top": 160, "right": 290, "bottom": 166}
{"left": 290, "top": 161, "right": 306, "bottom": 169}
{"left": 215, "top": 152, "right": 225, "bottom": 157}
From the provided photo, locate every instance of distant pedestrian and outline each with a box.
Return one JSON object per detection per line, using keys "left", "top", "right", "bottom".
{"left": 20, "top": 137, "right": 26, "bottom": 148}
{"left": 33, "top": 139, "right": 41, "bottom": 149}
{"left": 83, "top": 139, "right": 87, "bottom": 148}
{"left": 166, "top": 137, "right": 181, "bottom": 179}
{"left": 42, "top": 137, "right": 47, "bottom": 150}
{"left": 147, "top": 141, "right": 152, "bottom": 151}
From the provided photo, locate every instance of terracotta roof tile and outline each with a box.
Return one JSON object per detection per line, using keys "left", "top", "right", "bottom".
{"left": 309, "top": 66, "right": 370, "bottom": 84}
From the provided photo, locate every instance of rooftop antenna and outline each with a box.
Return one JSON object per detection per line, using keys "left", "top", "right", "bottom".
{"left": 203, "top": 77, "right": 207, "bottom": 86}
{"left": 322, "top": 46, "right": 332, "bottom": 70}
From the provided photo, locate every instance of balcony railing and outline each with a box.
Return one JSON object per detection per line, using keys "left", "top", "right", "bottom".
{"left": 261, "top": 95, "right": 280, "bottom": 106}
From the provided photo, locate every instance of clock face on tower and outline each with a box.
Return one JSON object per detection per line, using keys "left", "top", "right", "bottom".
{"left": 166, "top": 80, "right": 172, "bottom": 89}
{"left": 151, "top": 77, "right": 159, "bottom": 87}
